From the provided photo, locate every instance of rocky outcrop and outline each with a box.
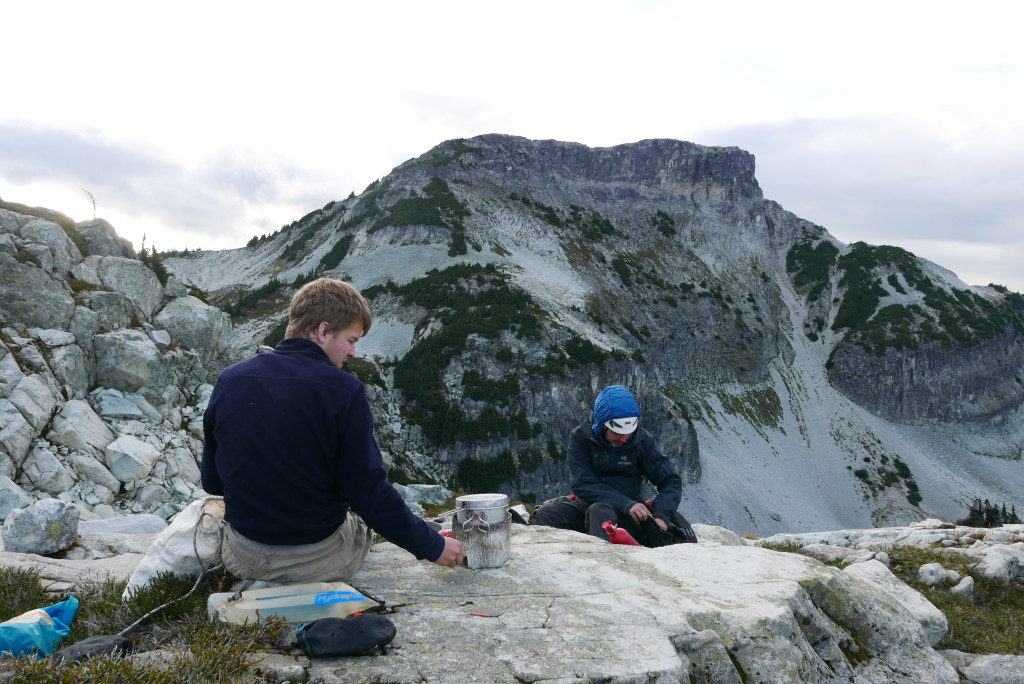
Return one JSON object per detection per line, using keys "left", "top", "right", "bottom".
{"left": 2, "top": 521, "right": 1006, "bottom": 682}
{"left": 0, "top": 208, "right": 230, "bottom": 526}
{"left": 75, "top": 218, "right": 137, "bottom": 258}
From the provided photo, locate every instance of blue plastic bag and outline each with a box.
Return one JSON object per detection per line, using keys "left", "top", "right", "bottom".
{"left": 0, "top": 596, "right": 79, "bottom": 659}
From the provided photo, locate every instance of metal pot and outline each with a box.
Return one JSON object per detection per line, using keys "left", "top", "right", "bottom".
{"left": 454, "top": 493, "right": 509, "bottom": 529}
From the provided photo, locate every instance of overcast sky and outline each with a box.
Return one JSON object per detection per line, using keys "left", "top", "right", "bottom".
{"left": 3, "top": 1, "right": 1022, "bottom": 292}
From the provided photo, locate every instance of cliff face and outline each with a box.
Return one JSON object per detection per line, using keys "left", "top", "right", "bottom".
{"left": 155, "top": 135, "right": 1023, "bottom": 534}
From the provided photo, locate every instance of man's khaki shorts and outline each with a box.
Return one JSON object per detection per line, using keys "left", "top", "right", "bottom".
{"left": 221, "top": 512, "right": 373, "bottom": 583}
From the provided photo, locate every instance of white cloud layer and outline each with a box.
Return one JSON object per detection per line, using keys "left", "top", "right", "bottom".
{"left": 2, "top": 0, "right": 1022, "bottom": 290}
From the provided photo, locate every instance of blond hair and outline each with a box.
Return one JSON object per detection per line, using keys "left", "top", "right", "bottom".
{"left": 285, "top": 278, "right": 372, "bottom": 340}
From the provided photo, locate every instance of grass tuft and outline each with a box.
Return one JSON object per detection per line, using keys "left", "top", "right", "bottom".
{"left": 0, "top": 568, "right": 285, "bottom": 682}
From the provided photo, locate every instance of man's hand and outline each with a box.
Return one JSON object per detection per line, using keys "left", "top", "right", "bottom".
{"left": 653, "top": 517, "right": 668, "bottom": 532}
{"left": 434, "top": 536, "right": 466, "bottom": 567}
{"left": 628, "top": 502, "right": 651, "bottom": 523}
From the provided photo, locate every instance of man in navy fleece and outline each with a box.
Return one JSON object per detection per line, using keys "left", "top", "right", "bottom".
{"left": 202, "top": 278, "right": 464, "bottom": 582}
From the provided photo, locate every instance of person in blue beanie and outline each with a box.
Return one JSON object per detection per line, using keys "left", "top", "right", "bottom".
{"left": 530, "top": 385, "right": 696, "bottom": 545}
{"left": 202, "top": 278, "right": 465, "bottom": 582}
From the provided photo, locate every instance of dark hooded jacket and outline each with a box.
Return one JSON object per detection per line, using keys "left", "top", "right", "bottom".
{"left": 568, "top": 386, "right": 683, "bottom": 520}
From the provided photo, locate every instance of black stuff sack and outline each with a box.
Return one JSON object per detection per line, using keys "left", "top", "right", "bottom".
{"left": 51, "top": 635, "right": 135, "bottom": 664}
{"left": 296, "top": 614, "right": 397, "bottom": 658}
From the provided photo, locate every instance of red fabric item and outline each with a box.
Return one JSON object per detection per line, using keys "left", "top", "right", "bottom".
{"left": 439, "top": 529, "right": 453, "bottom": 537}
{"left": 602, "top": 521, "right": 640, "bottom": 545}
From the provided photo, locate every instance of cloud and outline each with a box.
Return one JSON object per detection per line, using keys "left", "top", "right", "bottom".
{"left": 699, "top": 115, "right": 1021, "bottom": 238}
{"left": 0, "top": 120, "right": 333, "bottom": 246}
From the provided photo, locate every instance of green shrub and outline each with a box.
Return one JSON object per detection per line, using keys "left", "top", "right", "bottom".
{"left": 652, "top": 210, "right": 676, "bottom": 237}
{"left": 455, "top": 450, "right": 516, "bottom": 491}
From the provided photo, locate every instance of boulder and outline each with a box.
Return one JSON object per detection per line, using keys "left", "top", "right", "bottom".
{"left": 845, "top": 559, "right": 949, "bottom": 646}
{"left": 960, "top": 654, "right": 1024, "bottom": 684}
{"left": 974, "top": 543, "right": 1024, "bottom": 581}
{"left": 71, "top": 255, "right": 163, "bottom": 318}
{"left": 83, "top": 290, "right": 140, "bottom": 330}
{"left": 66, "top": 450, "right": 122, "bottom": 495}
{"left": 94, "top": 329, "right": 169, "bottom": 393}
{"left": 950, "top": 575, "right": 975, "bottom": 598}
{"left": 1, "top": 497, "right": 79, "bottom": 554}
{"left": 154, "top": 295, "right": 231, "bottom": 362}
{"left": 0, "top": 398, "right": 34, "bottom": 473}
{"left": 918, "top": 562, "right": 962, "bottom": 586}
{"left": 0, "top": 341, "right": 25, "bottom": 399}
{"left": 0, "top": 254, "right": 76, "bottom": 330}
{"left": 103, "top": 434, "right": 161, "bottom": 482}
{"left": 18, "top": 218, "right": 83, "bottom": 275}
{"left": 0, "top": 474, "right": 33, "bottom": 519}
{"left": 18, "top": 446, "right": 76, "bottom": 494}
{"left": 7, "top": 374, "right": 56, "bottom": 432}
{"left": 93, "top": 389, "right": 145, "bottom": 419}
{"left": 318, "top": 526, "right": 958, "bottom": 684}
{"left": 164, "top": 276, "right": 190, "bottom": 298}
{"left": 0, "top": 232, "right": 17, "bottom": 258}
{"left": 75, "top": 219, "right": 136, "bottom": 258}
{"left": 47, "top": 343, "right": 90, "bottom": 398}
{"left": 69, "top": 305, "right": 100, "bottom": 351}
{"left": 47, "top": 399, "right": 115, "bottom": 458}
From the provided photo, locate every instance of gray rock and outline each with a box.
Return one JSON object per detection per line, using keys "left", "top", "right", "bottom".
{"left": 975, "top": 543, "right": 1024, "bottom": 580}
{"left": 960, "top": 654, "right": 1024, "bottom": 683}
{"left": 950, "top": 575, "right": 975, "bottom": 598}
{"left": 78, "top": 513, "right": 168, "bottom": 535}
{"left": 75, "top": 219, "right": 136, "bottom": 258}
{"left": 0, "top": 398, "right": 34, "bottom": 472}
{"left": 163, "top": 276, "right": 190, "bottom": 298}
{"left": 67, "top": 450, "right": 122, "bottom": 494}
{"left": 22, "top": 243, "right": 54, "bottom": 272}
{"left": 0, "top": 232, "right": 17, "bottom": 258}
{"left": 316, "top": 526, "right": 958, "bottom": 684}
{"left": 0, "top": 253, "right": 76, "bottom": 330}
{"left": 147, "top": 328, "right": 172, "bottom": 348}
{"left": 7, "top": 374, "right": 55, "bottom": 433}
{"left": 845, "top": 559, "right": 948, "bottom": 647}
{"left": 103, "top": 434, "right": 161, "bottom": 482}
{"left": 402, "top": 483, "right": 452, "bottom": 506}
{"left": 29, "top": 328, "right": 76, "bottom": 347}
{"left": 0, "top": 341, "right": 25, "bottom": 399}
{"left": 918, "top": 562, "right": 961, "bottom": 586}
{"left": 94, "top": 329, "right": 169, "bottom": 394}
{"left": 18, "top": 446, "right": 76, "bottom": 494}
{"left": 19, "top": 218, "right": 82, "bottom": 275}
{"left": 798, "top": 543, "right": 861, "bottom": 564}
{"left": 83, "top": 290, "right": 140, "bottom": 330}
{"left": 0, "top": 548, "right": 144, "bottom": 591}
{"left": 135, "top": 483, "right": 169, "bottom": 511}
{"left": 71, "top": 255, "right": 164, "bottom": 317}
{"left": 94, "top": 390, "right": 145, "bottom": 419}
{"left": 154, "top": 295, "right": 231, "bottom": 362}
{"left": 692, "top": 522, "right": 748, "bottom": 546}
{"left": 0, "top": 473, "right": 33, "bottom": 519}
{"left": 1, "top": 497, "right": 79, "bottom": 554}
{"left": 69, "top": 305, "right": 100, "bottom": 351}
{"left": 47, "top": 344, "right": 90, "bottom": 399}
{"left": 47, "top": 399, "right": 115, "bottom": 457}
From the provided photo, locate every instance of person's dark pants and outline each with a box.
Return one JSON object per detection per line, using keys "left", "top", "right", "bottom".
{"left": 530, "top": 498, "right": 638, "bottom": 542}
